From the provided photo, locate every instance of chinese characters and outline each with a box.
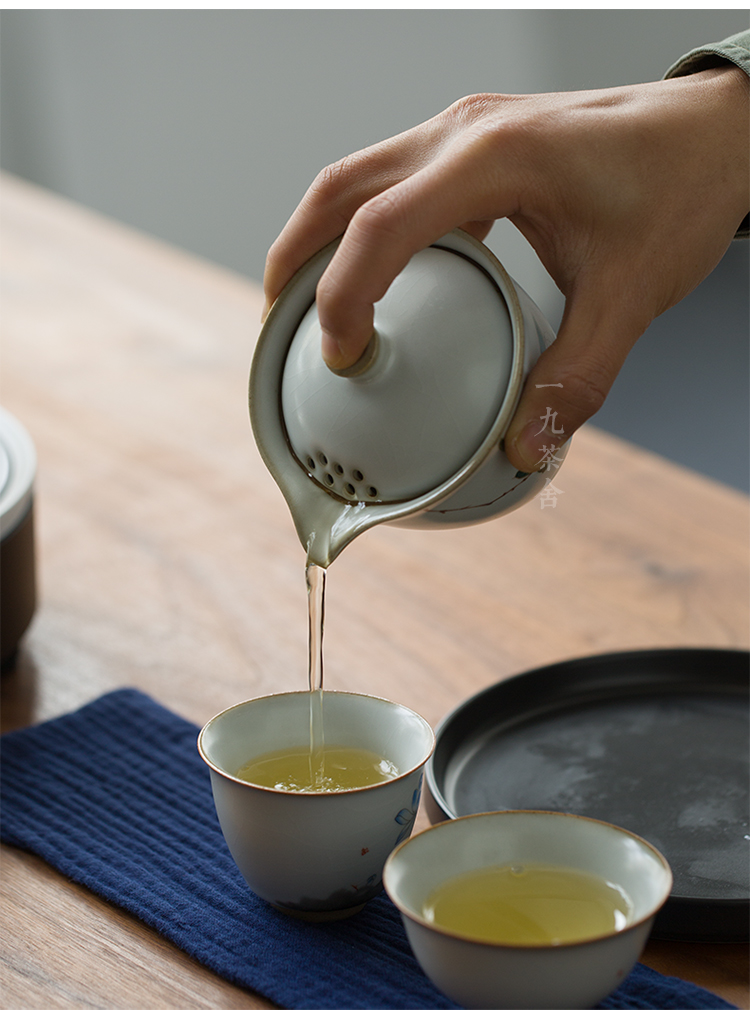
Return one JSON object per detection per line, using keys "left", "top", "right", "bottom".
{"left": 534, "top": 384, "right": 565, "bottom": 508}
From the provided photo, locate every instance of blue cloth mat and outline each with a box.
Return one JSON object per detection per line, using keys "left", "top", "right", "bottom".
{"left": 0, "top": 689, "right": 737, "bottom": 1010}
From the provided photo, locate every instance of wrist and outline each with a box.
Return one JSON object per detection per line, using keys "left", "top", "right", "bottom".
{"left": 664, "top": 65, "right": 749, "bottom": 236}
{"left": 702, "top": 65, "right": 749, "bottom": 231}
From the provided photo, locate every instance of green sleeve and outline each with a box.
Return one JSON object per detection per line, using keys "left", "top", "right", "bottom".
{"left": 664, "top": 28, "right": 750, "bottom": 79}
{"left": 665, "top": 29, "right": 750, "bottom": 238}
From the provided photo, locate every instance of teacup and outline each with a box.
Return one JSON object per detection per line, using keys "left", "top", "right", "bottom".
{"left": 198, "top": 690, "right": 434, "bottom": 919}
{"left": 383, "top": 810, "right": 672, "bottom": 1009}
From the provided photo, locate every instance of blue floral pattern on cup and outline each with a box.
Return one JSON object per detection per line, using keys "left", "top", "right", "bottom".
{"left": 394, "top": 774, "right": 423, "bottom": 844}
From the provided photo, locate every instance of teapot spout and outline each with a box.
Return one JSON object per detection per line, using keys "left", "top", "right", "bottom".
{"left": 294, "top": 494, "right": 372, "bottom": 568}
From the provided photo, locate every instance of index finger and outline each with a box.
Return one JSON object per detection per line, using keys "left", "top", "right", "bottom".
{"left": 312, "top": 145, "right": 517, "bottom": 369}
{"left": 262, "top": 124, "right": 440, "bottom": 316}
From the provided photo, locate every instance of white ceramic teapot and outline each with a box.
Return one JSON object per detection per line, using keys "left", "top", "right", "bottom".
{"left": 250, "top": 229, "right": 567, "bottom": 567}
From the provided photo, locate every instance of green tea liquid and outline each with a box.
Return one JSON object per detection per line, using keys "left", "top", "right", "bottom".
{"left": 306, "top": 561, "right": 326, "bottom": 787}
{"left": 236, "top": 745, "right": 398, "bottom": 792}
{"left": 423, "top": 863, "right": 633, "bottom": 945}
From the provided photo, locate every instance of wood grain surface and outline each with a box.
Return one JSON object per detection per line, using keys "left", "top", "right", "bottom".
{"left": 1, "top": 173, "right": 747, "bottom": 1009}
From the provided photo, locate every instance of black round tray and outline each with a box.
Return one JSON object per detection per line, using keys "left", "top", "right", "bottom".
{"left": 425, "top": 647, "right": 749, "bottom": 942}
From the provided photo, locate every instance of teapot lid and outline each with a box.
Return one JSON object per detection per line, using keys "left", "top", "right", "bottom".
{"left": 281, "top": 246, "right": 514, "bottom": 504}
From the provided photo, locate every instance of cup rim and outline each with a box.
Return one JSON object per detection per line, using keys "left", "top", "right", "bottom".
{"left": 197, "top": 689, "right": 435, "bottom": 796}
{"left": 383, "top": 808, "right": 673, "bottom": 949}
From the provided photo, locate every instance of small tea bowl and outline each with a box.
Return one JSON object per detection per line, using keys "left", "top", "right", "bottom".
{"left": 198, "top": 690, "right": 434, "bottom": 920}
{"left": 383, "top": 810, "right": 672, "bottom": 1009}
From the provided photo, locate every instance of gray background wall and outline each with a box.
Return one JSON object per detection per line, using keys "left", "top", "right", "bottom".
{"left": 2, "top": 10, "right": 748, "bottom": 491}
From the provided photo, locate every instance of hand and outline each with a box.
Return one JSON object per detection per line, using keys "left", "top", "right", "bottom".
{"left": 264, "top": 66, "right": 749, "bottom": 472}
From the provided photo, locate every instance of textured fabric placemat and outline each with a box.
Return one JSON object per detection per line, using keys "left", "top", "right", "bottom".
{"left": 0, "top": 689, "right": 737, "bottom": 1009}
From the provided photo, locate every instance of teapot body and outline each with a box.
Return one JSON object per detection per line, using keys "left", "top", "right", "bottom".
{"left": 391, "top": 278, "right": 565, "bottom": 529}
{"left": 250, "top": 230, "right": 567, "bottom": 566}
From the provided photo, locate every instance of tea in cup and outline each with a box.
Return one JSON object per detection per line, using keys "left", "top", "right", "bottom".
{"left": 198, "top": 690, "right": 434, "bottom": 919}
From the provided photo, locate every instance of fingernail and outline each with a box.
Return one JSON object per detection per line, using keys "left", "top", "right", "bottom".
{"left": 511, "top": 420, "right": 566, "bottom": 472}
{"left": 261, "top": 298, "right": 271, "bottom": 323}
{"left": 321, "top": 328, "right": 345, "bottom": 369}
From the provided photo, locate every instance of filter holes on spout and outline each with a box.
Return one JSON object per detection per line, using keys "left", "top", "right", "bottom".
{"left": 303, "top": 456, "right": 377, "bottom": 499}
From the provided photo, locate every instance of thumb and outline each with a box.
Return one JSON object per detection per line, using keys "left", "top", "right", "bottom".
{"left": 504, "top": 293, "right": 646, "bottom": 473}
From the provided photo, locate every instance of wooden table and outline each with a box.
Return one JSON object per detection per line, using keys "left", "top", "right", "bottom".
{"left": 1, "top": 173, "right": 747, "bottom": 1008}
